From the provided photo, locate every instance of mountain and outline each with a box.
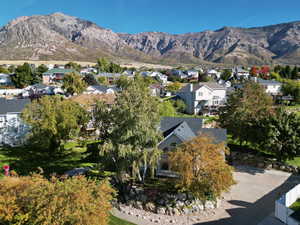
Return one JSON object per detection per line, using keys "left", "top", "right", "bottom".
{"left": 0, "top": 12, "right": 300, "bottom": 65}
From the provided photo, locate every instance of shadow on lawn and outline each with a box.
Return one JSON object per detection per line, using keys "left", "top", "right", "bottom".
{"left": 0, "top": 144, "right": 89, "bottom": 176}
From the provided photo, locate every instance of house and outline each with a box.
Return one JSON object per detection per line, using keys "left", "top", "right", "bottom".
{"left": 186, "top": 70, "right": 199, "bottom": 79}
{"left": 83, "top": 85, "right": 119, "bottom": 95}
{"left": 80, "top": 67, "right": 97, "bottom": 75}
{"left": 149, "top": 84, "right": 164, "bottom": 97}
{"left": 42, "top": 68, "right": 76, "bottom": 85}
{"left": 177, "top": 82, "right": 227, "bottom": 115}
{"left": 123, "top": 70, "right": 136, "bottom": 76}
{"left": 96, "top": 73, "right": 133, "bottom": 84}
{"left": 252, "top": 77, "right": 282, "bottom": 95}
{"left": 207, "top": 69, "right": 221, "bottom": 80}
{"left": 233, "top": 67, "right": 250, "bottom": 80}
{"left": 0, "top": 88, "right": 29, "bottom": 98}
{"left": 0, "top": 74, "right": 12, "bottom": 86}
{"left": 171, "top": 70, "right": 188, "bottom": 79}
{"left": 0, "top": 98, "right": 30, "bottom": 146}
{"left": 157, "top": 117, "right": 227, "bottom": 175}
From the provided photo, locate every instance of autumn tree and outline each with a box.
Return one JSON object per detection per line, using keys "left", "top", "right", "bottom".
{"left": 62, "top": 72, "right": 87, "bottom": 95}
{"left": 169, "top": 135, "right": 235, "bottom": 201}
{"left": 0, "top": 174, "right": 115, "bottom": 225}
{"left": 250, "top": 66, "right": 259, "bottom": 77}
{"left": 21, "top": 96, "right": 90, "bottom": 153}
{"left": 219, "top": 81, "right": 274, "bottom": 146}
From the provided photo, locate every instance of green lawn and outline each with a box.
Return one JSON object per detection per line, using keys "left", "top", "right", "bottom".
{"left": 109, "top": 215, "right": 136, "bottom": 225}
{"left": 286, "top": 157, "right": 300, "bottom": 167}
{"left": 290, "top": 199, "right": 300, "bottom": 211}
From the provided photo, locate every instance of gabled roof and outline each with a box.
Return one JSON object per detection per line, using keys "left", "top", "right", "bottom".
{"left": 43, "top": 68, "right": 76, "bottom": 75}
{"left": 160, "top": 117, "right": 203, "bottom": 136}
{"left": 87, "top": 85, "right": 119, "bottom": 93}
{"left": 198, "top": 128, "right": 227, "bottom": 144}
{"left": 0, "top": 98, "right": 30, "bottom": 114}
{"left": 178, "top": 82, "right": 226, "bottom": 93}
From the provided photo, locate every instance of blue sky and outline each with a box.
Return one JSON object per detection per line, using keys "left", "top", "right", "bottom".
{"left": 1, "top": 0, "right": 300, "bottom": 34}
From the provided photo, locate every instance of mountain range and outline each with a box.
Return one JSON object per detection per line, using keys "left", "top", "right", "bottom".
{"left": 0, "top": 12, "right": 300, "bottom": 65}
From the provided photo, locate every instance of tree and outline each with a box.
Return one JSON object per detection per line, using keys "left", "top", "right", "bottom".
{"left": 0, "top": 66, "right": 9, "bottom": 74}
{"left": 262, "top": 108, "right": 300, "bottom": 161}
{"left": 250, "top": 66, "right": 259, "bottom": 77}
{"left": 21, "top": 96, "right": 90, "bottom": 152}
{"left": 221, "top": 69, "right": 232, "bottom": 81}
{"left": 94, "top": 76, "right": 162, "bottom": 184}
{"left": 291, "top": 66, "right": 299, "bottom": 80}
{"left": 11, "top": 63, "right": 35, "bottom": 88}
{"left": 65, "top": 62, "right": 82, "bottom": 72}
{"left": 282, "top": 81, "right": 300, "bottom": 104}
{"left": 219, "top": 82, "right": 274, "bottom": 145}
{"left": 159, "top": 100, "right": 177, "bottom": 117}
{"left": 97, "top": 58, "right": 110, "bottom": 73}
{"left": 35, "top": 64, "right": 48, "bottom": 78}
{"left": 0, "top": 174, "right": 115, "bottom": 225}
{"left": 165, "top": 82, "right": 182, "bottom": 92}
{"left": 62, "top": 72, "right": 87, "bottom": 95}
{"left": 172, "top": 99, "right": 186, "bottom": 113}
{"left": 84, "top": 73, "right": 98, "bottom": 85}
{"left": 169, "top": 135, "right": 235, "bottom": 201}
{"left": 260, "top": 66, "right": 270, "bottom": 79}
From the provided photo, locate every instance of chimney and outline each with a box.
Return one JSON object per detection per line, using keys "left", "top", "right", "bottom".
{"left": 190, "top": 83, "right": 193, "bottom": 92}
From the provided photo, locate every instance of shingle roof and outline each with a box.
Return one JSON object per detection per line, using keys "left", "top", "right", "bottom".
{"left": 178, "top": 82, "right": 226, "bottom": 93}
{"left": 199, "top": 128, "right": 227, "bottom": 144}
{"left": 0, "top": 98, "right": 30, "bottom": 114}
{"left": 160, "top": 117, "right": 203, "bottom": 136}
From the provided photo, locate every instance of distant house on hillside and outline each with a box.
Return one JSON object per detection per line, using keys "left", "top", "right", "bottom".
{"left": 157, "top": 117, "right": 227, "bottom": 175}
{"left": 177, "top": 82, "right": 227, "bottom": 115}
{"left": 0, "top": 74, "right": 13, "bottom": 86}
{"left": 252, "top": 77, "right": 282, "bottom": 96}
{"left": 233, "top": 67, "right": 250, "bottom": 80}
{"left": 42, "top": 68, "right": 77, "bottom": 85}
{"left": 0, "top": 98, "right": 30, "bottom": 146}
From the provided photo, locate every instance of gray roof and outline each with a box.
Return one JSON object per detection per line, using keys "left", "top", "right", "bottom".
{"left": 96, "top": 73, "right": 123, "bottom": 78}
{"left": 256, "top": 78, "right": 282, "bottom": 85}
{"left": 89, "top": 85, "right": 119, "bottom": 92}
{"left": 160, "top": 117, "right": 203, "bottom": 136}
{"left": 179, "top": 82, "right": 226, "bottom": 93}
{"left": 160, "top": 117, "right": 227, "bottom": 144}
{"left": 199, "top": 128, "right": 227, "bottom": 144}
{"left": 0, "top": 98, "right": 30, "bottom": 114}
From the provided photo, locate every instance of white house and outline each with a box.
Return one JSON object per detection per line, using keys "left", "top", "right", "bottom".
{"left": 80, "top": 67, "right": 97, "bottom": 75}
{"left": 83, "top": 85, "right": 119, "bottom": 95}
{"left": 177, "top": 82, "right": 227, "bottom": 114}
{"left": 207, "top": 69, "right": 221, "bottom": 80}
{"left": 252, "top": 77, "right": 282, "bottom": 95}
{"left": 0, "top": 98, "right": 30, "bottom": 146}
{"left": 186, "top": 70, "right": 199, "bottom": 79}
{"left": 233, "top": 67, "right": 250, "bottom": 80}
{"left": 0, "top": 74, "right": 12, "bottom": 86}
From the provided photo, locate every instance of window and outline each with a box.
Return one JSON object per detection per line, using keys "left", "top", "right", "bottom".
{"left": 213, "top": 100, "right": 219, "bottom": 105}
{"left": 161, "top": 162, "right": 169, "bottom": 170}
{"left": 198, "top": 92, "right": 203, "bottom": 97}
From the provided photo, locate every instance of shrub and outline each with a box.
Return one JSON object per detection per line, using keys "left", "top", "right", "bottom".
{"left": 0, "top": 174, "right": 115, "bottom": 225}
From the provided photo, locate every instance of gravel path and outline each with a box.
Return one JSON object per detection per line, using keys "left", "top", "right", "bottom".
{"left": 112, "top": 166, "right": 300, "bottom": 225}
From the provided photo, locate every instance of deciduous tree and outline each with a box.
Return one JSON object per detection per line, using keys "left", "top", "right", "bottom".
{"left": 62, "top": 72, "right": 87, "bottom": 95}
{"left": 169, "top": 135, "right": 235, "bottom": 201}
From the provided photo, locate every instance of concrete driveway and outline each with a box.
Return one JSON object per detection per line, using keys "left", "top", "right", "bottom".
{"left": 113, "top": 166, "right": 300, "bottom": 225}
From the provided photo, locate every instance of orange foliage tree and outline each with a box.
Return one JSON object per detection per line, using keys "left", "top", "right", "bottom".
{"left": 168, "top": 135, "right": 235, "bottom": 201}
{"left": 0, "top": 174, "right": 115, "bottom": 225}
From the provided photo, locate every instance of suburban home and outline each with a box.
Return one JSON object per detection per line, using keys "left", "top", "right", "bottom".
{"left": 207, "top": 69, "right": 221, "bottom": 80}
{"left": 0, "top": 73, "right": 13, "bottom": 86}
{"left": 252, "top": 77, "right": 282, "bottom": 96}
{"left": 171, "top": 70, "right": 188, "bottom": 79}
{"left": 0, "top": 88, "right": 29, "bottom": 98}
{"left": 42, "top": 68, "right": 77, "bottom": 85}
{"left": 233, "top": 67, "right": 250, "bottom": 80}
{"left": 96, "top": 73, "right": 133, "bottom": 84}
{"left": 177, "top": 82, "right": 227, "bottom": 115}
{"left": 0, "top": 98, "right": 30, "bottom": 146}
{"left": 84, "top": 85, "right": 119, "bottom": 95}
{"left": 149, "top": 84, "right": 164, "bottom": 97}
{"left": 80, "top": 67, "right": 97, "bottom": 75}
{"left": 186, "top": 70, "right": 199, "bottom": 79}
{"left": 157, "top": 117, "right": 227, "bottom": 176}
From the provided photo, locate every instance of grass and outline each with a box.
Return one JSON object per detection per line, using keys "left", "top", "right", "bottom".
{"left": 290, "top": 199, "right": 300, "bottom": 211}
{"left": 109, "top": 215, "right": 136, "bottom": 225}
{"left": 286, "top": 157, "right": 300, "bottom": 167}
{"left": 0, "top": 141, "right": 96, "bottom": 176}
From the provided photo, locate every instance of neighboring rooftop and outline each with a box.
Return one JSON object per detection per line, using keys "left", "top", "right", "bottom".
{"left": 43, "top": 68, "right": 76, "bottom": 75}
{"left": 0, "top": 98, "right": 30, "bottom": 114}
{"left": 178, "top": 82, "right": 226, "bottom": 92}
{"left": 160, "top": 117, "right": 203, "bottom": 136}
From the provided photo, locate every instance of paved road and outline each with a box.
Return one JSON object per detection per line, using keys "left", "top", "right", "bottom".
{"left": 113, "top": 166, "right": 300, "bottom": 225}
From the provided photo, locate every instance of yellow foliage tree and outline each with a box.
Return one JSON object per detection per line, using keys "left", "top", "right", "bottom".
{"left": 169, "top": 135, "right": 235, "bottom": 201}
{"left": 0, "top": 174, "right": 115, "bottom": 225}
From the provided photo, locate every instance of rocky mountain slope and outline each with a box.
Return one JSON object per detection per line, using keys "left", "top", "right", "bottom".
{"left": 0, "top": 12, "right": 299, "bottom": 65}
